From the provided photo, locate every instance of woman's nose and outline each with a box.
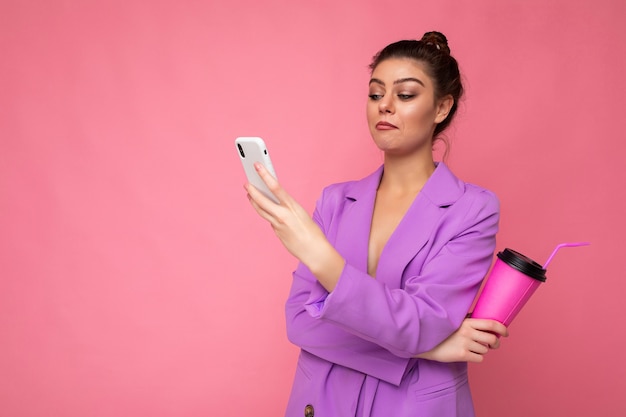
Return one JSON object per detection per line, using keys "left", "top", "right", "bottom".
{"left": 379, "top": 97, "right": 393, "bottom": 114}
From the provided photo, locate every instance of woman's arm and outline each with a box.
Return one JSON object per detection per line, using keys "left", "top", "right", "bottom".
{"left": 246, "top": 163, "right": 500, "bottom": 361}
{"left": 245, "top": 163, "right": 344, "bottom": 291}
{"left": 247, "top": 164, "right": 414, "bottom": 384}
{"left": 299, "top": 189, "right": 500, "bottom": 358}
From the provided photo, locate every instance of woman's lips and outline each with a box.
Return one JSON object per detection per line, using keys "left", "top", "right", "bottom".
{"left": 376, "top": 121, "right": 398, "bottom": 130}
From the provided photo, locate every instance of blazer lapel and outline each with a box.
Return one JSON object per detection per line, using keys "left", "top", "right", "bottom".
{"left": 332, "top": 167, "right": 382, "bottom": 273}
{"left": 331, "top": 163, "right": 465, "bottom": 287}
{"left": 374, "top": 163, "right": 465, "bottom": 286}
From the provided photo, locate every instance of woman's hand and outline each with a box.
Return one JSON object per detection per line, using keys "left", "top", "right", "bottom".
{"left": 415, "top": 319, "right": 508, "bottom": 363}
{"left": 245, "top": 163, "right": 345, "bottom": 291}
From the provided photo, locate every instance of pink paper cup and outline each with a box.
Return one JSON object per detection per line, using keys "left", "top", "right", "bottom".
{"left": 472, "top": 249, "right": 547, "bottom": 327}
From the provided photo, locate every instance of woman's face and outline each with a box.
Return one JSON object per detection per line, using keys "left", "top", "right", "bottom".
{"left": 367, "top": 58, "right": 451, "bottom": 156}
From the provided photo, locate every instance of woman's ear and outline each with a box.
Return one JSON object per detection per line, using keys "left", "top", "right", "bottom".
{"left": 434, "top": 95, "right": 454, "bottom": 124}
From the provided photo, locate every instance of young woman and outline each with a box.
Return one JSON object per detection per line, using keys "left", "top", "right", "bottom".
{"left": 245, "top": 31, "right": 508, "bottom": 417}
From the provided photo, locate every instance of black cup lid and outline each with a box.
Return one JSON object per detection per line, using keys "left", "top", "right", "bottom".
{"left": 497, "top": 248, "right": 547, "bottom": 282}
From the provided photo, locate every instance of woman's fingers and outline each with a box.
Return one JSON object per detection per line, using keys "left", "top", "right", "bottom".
{"left": 245, "top": 184, "right": 280, "bottom": 219}
{"left": 466, "top": 352, "right": 485, "bottom": 363}
{"left": 459, "top": 318, "right": 508, "bottom": 351}
{"left": 246, "top": 187, "right": 276, "bottom": 223}
{"left": 488, "top": 337, "right": 501, "bottom": 350}
{"left": 472, "top": 319, "right": 507, "bottom": 349}
{"left": 471, "top": 328, "right": 499, "bottom": 348}
{"left": 469, "top": 340, "right": 490, "bottom": 355}
{"left": 465, "top": 318, "right": 509, "bottom": 337}
{"left": 254, "top": 162, "right": 290, "bottom": 204}
{"left": 244, "top": 169, "right": 323, "bottom": 261}
{"left": 415, "top": 318, "right": 509, "bottom": 363}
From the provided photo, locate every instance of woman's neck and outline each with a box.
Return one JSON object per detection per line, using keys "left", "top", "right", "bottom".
{"left": 379, "top": 151, "right": 436, "bottom": 195}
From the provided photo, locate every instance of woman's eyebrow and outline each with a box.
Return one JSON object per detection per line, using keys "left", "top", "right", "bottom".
{"left": 394, "top": 77, "right": 425, "bottom": 87}
{"left": 368, "top": 77, "right": 425, "bottom": 87}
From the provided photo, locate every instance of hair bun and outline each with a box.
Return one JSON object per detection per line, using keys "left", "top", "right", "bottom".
{"left": 421, "top": 31, "right": 450, "bottom": 55}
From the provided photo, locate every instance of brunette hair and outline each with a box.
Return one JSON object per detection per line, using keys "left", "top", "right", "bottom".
{"left": 369, "top": 31, "right": 463, "bottom": 138}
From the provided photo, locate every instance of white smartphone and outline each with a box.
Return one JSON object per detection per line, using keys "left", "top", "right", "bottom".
{"left": 235, "top": 136, "right": 279, "bottom": 203}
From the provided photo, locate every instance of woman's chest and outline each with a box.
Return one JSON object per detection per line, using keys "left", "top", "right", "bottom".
{"left": 367, "top": 193, "right": 417, "bottom": 276}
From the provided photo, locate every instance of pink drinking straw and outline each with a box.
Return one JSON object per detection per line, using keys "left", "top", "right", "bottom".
{"left": 543, "top": 242, "right": 591, "bottom": 269}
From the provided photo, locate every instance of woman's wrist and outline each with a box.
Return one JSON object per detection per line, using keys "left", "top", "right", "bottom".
{"left": 304, "top": 241, "right": 345, "bottom": 292}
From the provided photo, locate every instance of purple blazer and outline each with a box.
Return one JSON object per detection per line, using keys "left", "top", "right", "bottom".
{"left": 284, "top": 163, "right": 500, "bottom": 417}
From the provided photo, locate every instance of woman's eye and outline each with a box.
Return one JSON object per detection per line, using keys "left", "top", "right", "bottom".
{"left": 369, "top": 94, "right": 383, "bottom": 100}
{"left": 398, "top": 94, "right": 415, "bottom": 100}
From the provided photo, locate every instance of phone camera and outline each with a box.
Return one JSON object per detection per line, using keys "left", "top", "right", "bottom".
{"left": 237, "top": 143, "right": 245, "bottom": 157}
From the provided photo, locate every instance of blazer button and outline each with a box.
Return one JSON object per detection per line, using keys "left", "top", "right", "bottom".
{"left": 304, "top": 404, "right": 314, "bottom": 417}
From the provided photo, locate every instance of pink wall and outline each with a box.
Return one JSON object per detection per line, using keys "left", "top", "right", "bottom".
{"left": 1, "top": 1, "right": 624, "bottom": 415}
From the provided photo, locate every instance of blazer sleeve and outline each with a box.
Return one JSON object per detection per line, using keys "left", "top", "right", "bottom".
{"left": 286, "top": 265, "right": 411, "bottom": 385}
{"left": 285, "top": 187, "right": 411, "bottom": 386}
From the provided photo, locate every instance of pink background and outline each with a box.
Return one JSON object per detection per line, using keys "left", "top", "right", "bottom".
{"left": 1, "top": 1, "right": 624, "bottom": 415}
